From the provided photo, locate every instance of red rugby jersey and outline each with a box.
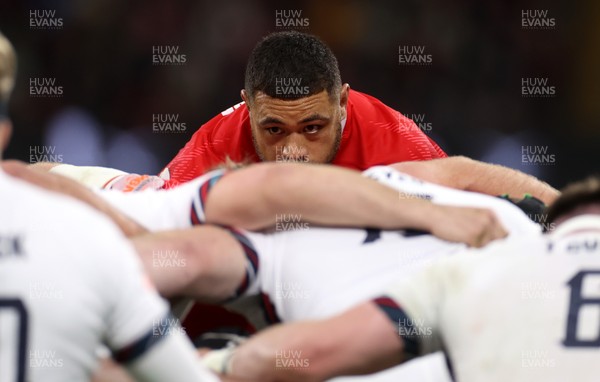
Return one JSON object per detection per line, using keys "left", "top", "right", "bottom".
{"left": 160, "top": 90, "right": 446, "bottom": 187}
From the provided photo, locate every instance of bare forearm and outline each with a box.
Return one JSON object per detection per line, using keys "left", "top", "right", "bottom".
{"left": 393, "top": 156, "right": 560, "bottom": 204}
{"left": 268, "top": 164, "right": 441, "bottom": 230}
{"left": 230, "top": 303, "right": 403, "bottom": 381}
{"left": 132, "top": 231, "right": 198, "bottom": 299}
{"left": 455, "top": 157, "right": 559, "bottom": 204}
{"left": 206, "top": 163, "right": 435, "bottom": 231}
{"left": 131, "top": 227, "right": 246, "bottom": 302}
{"left": 229, "top": 321, "right": 327, "bottom": 382}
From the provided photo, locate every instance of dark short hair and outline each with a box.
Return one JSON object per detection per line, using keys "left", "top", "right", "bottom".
{"left": 546, "top": 176, "right": 600, "bottom": 223}
{"left": 244, "top": 31, "right": 342, "bottom": 102}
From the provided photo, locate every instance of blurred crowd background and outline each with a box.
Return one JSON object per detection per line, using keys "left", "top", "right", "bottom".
{"left": 0, "top": 0, "right": 598, "bottom": 188}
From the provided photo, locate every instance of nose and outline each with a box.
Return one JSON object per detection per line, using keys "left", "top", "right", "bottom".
{"left": 280, "top": 135, "right": 309, "bottom": 162}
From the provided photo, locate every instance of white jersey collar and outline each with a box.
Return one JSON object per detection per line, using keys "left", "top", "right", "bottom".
{"left": 550, "top": 214, "right": 600, "bottom": 240}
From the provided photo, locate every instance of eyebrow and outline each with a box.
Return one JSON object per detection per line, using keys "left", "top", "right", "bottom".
{"left": 258, "top": 114, "right": 330, "bottom": 126}
{"left": 300, "top": 114, "right": 330, "bottom": 124}
{"left": 258, "top": 117, "right": 284, "bottom": 126}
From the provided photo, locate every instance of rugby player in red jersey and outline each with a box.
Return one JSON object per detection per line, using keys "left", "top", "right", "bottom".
{"left": 159, "top": 30, "right": 446, "bottom": 187}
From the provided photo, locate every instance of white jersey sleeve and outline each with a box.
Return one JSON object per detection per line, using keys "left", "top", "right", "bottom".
{"left": 49, "top": 164, "right": 128, "bottom": 188}
{"left": 99, "top": 229, "right": 169, "bottom": 356}
{"left": 372, "top": 257, "right": 448, "bottom": 358}
{"left": 94, "top": 169, "right": 227, "bottom": 231}
{"left": 127, "top": 331, "right": 220, "bottom": 382}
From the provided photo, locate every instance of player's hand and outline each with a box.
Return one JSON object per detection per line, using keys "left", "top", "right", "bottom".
{"left": 429, "top": 205, "right": 508, "bottom": 247}
{"left": 2, "top": 160, "right": 147, "bottom": 237}
{"left": 201, "top": 347, "right": 236, "bottom": 374}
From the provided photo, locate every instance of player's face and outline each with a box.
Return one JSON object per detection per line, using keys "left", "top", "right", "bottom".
{"left": 244, "top": 86, "right": 348, "bottom": 163}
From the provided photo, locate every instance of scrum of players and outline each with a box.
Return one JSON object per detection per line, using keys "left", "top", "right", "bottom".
{"left": 0, "top": 28, "right": 598, "bottom": 382}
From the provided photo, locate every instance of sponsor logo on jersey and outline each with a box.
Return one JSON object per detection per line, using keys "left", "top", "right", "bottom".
{"left": 106, "top": 174, "right": 165, "bottom": 192}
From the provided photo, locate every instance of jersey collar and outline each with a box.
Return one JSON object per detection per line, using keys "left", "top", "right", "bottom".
{"left": 550, "top": 214, "right": 600, "bottom": 240}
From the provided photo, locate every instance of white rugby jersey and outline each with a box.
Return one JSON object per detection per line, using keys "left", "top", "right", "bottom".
{"left": 0, "top": 170, "right": 217, "bottom": 382}
{"left": 235, "top": 166, "right": 540, "bottom": 322}
{"left": 379, "top": 215, "right": 600, "bottom": 382}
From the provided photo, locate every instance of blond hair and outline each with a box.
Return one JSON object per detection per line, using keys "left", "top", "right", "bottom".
{"left": 0, "top": 32, "right": 17, "bottom": 104}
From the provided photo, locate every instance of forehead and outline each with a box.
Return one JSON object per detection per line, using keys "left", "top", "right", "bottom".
{"left": 250, "top": 90, "right": 334, "bottom": 120}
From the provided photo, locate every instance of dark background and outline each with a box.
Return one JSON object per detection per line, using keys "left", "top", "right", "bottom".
{"left": 0, "top": 0, "right": 598, "bottom": 188}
